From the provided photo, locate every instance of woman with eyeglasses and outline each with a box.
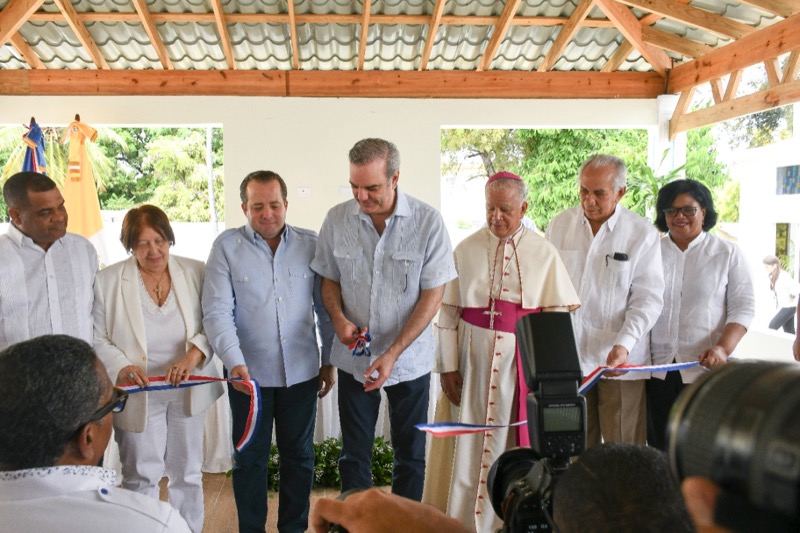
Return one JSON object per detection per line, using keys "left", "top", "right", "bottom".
{"left": 92, "top": 205, "right": 223, "bottom": 533}
{"left": 646, "top": 179, "right": 755, "bottom": 450}
{"left": 762, "top": 255, "right": 800, "bottom": 335}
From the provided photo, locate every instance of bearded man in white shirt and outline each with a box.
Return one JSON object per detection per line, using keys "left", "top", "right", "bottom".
{"left": 546, "top": 154, "right": 664, "bottom": 447}
{"left": 0, "top": 172, "right": 97, "bottom": 350}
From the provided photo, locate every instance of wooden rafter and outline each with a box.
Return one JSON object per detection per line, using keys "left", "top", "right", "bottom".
{"left": 51, "top": 0, "right": 109, "bottom": 69}
{"left": 210, "top": 0, "right": 235, "bottom": 70}
{"left": 668, "top": 85, "right": 695, "bottom": 139}
{"left": 596, "top": 0, "right": 670, "bottom": 77}
{"left": 672, "top": 79, "right": 800, "bottom": 137}
{"left": 764, "top": 57, "right": 782, "bottom": 87}
{"left": 357, "top": 0, "right": 371, "bottom": 70}
{"left": 784, "top": 50, "right": 800, "bottom": 84}
{"left": 735, "top": 0, "right": 799, "bottom": 18}
{"left": 0, "top": 0, "right": 45, "bottom": 46}
{"left": 10, "top": 33, "right": 45, "bottom": 69}
{"left": 287, "top": 0, "right": 300, "bottom": 70}
{"left": 419, "top": 0, "right": 446, "bottom": 71}
{"left": 724, "top": 70, "right": 742, "bottom": 101}
{"left": 669, "top": 13, "right": 800, "bottom": 93}
{"left": 538, "top": 0, "right": 595, "bottom": 72}
{"left": 641, "top": 26, "right": 713, "bottom": 59}
{"left": 131, "top": 0, "right": 173, "bottom": 70}
{"left": 0, "top": 70, "right": 665, "bottom": 98}
{"left": 601, "top": 41, "right": 633, "bottom": 73}
{"left": 477, "top": 0, "right": 521, "bottom": 72}
{"left": 710, "top": 78, "right": 723, "bottom": 104}
{"left": 618, "top": 0, "right": 756, "bottom": 40}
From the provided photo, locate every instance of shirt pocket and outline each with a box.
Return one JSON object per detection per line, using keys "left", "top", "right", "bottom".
{"left": 333, "top": 246, "right": 364, "bottom": 285}
{"left": 288, "top": 265, "right": 315, "bottom": 303}
{"left": 230, "top": 268, "right": 267, "bottom": 312}
{"left": 596, "top": 258, "right": 632, "bottom": 331}
{"left": 391, "top": 251, "right": 424, "bottom": 293}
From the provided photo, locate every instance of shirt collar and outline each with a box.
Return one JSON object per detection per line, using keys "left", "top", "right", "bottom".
{"left": 350, "top": 187, "right": 410, "bottom": 220}
{"left": 582, "top": 205, "right": 621, "bottom": 232}
{"left": 0, "top": 465, "right": 116, "bottom": 500}
{"left": 670, "top": 229, "right": 707, "bottom": 251}
{"left": 243, "top": 223, "right": 288, "bottom": 246}
{"left": 6, "top": 223, "right": 63, "bottom": 252}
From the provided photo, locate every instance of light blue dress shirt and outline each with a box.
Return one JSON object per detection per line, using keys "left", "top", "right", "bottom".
{"left": 202, "top": 224, "right": 334, "bottom": 387}
{"left": 311, "top": 189, "right": 456, "bottom": 386}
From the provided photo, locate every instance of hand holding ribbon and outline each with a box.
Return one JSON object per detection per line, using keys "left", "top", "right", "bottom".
{"left": 349, "top": 328, "right": 372, "bottom": 357}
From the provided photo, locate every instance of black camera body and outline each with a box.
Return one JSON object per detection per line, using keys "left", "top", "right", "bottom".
{"left": 487, "top": 312, "right": 586, "bottom": 532}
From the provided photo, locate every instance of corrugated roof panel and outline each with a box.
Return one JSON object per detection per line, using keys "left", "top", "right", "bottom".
{"left": 651, "top": 18, "right": 732, "bottom": 48}
{"left": 0, "top": 46, "right": 29, "bottom": 70}
{"left": 297, "top": 23, "right": 358, "bottom": 70}
{"left": 364, "top": 24, "right": 425, "bottom": 70}
{"left": 449, "top": 0, "right": 503, "bottom": 17}
{"left": 490, "top": 26, "right": 550, "bottom": 70}
{"left": 380, "top": 0, "right": 430, "bottom": 16}
{"left": 428, "top": 25, "right": 489, "bottom": 71}
{"left": 160, "top": 22, "right": 229, "bottom": 69}
{"left": 518, "top": 0, "right": 579, "bottom": 18}
{"left": 691, "top": 0, "right": 780, "bottom": 25}
{"left": 154, "top": 0, "right": 211, "bottom": 14}
{"left": 220, "top": 0, "right": 282, "bottom": 15}
{"left": 70, "top": 0, "right": 134, "bottom": 13}
{"left": 89, "top": 21, "right": 164, "bottom": 69}
{"left": 231, "top": 22, "right": 293, "bottom": 70}
{"left": 18, "top": 21, "right": 96, "bottom": 69}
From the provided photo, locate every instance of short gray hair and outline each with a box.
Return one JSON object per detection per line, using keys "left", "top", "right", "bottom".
{"left": 486, "top": 177, "right": 528, "bottom": 205}
{"left": 578, "top": 154, "right": 627, "bottom": 192}
{"left": 349, "top": 138, "right": 400, "bottom": 179}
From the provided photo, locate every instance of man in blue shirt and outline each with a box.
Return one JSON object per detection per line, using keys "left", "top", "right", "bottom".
{"left": 311, "top": 138, "right": 456, "bottom": 501}
{"left": 202, "top": 171, "right": 334, "bottom": 533}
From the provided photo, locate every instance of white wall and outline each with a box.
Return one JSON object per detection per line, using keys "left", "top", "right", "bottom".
{"left": 0, "top": 96, "right": 658, "bottom": 231}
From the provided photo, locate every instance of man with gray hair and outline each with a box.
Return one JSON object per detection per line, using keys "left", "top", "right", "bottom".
{"left": 423, "top": 171, "right": 579, "bottom": 531}
{"left": 0, "top": 334, "right": 190, "bottom": 532}
{"left": 546, "top": 154, "right": 663, "bottom": 447}
{"left": 0, "top": 172, "right": 97, "bottom": 350}
{"left": 311, "top": 138, "right": 456, "bottom": 501}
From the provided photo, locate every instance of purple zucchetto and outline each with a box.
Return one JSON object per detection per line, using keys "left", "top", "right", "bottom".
{"left": 487, "top": 171, "right": 522, "bottom": 184}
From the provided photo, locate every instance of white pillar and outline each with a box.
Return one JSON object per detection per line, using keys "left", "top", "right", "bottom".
{"left": 649, "top": 94, "right": 687, "bottom": 178}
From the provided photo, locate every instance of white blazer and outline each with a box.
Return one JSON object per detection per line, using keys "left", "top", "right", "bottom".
{"left": 93, "top": 254, "right": 223, "bottom": 432}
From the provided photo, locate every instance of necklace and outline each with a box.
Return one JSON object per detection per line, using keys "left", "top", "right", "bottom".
{"left": 139, "top": 267, "right": 169, "bottom": 305}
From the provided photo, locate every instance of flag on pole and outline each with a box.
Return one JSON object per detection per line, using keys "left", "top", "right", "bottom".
{"left": 61, "top": 115, "right": 108, "bottom": 266}
{"left": 22, "top": 118, "right": 47, "bottom": 174}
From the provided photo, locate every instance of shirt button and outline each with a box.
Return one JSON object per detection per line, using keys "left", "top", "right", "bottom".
{"left": 277, "top": 297, "right": 282, "bottom": 302}
{"left": 244, "top": 276, "right": 249, "bottom": 282}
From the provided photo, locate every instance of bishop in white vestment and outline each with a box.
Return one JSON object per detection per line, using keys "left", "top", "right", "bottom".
{"left": 422, "top": 172, "right": 579, "bottom": 532}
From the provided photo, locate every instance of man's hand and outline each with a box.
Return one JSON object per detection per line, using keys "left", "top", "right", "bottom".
{"left": 603, "top": 344, "right": 629, "bottom": 377}
{"left": 118, "top": 365, "right": 149, "bottom": 387}
{"left": 310, "top": 488, "right": 471, "bottom": 533}
{"left": 681, "top": 477, "right": 732, "bottom": 533}
{"left": 318, "top": 364, "right": 336, "bottom": 398}
{"left": 440, "top": 371, "right": 463, "bottom": 406}
{"left": 229, "top": 364, "right": 252, "bottom": 395}
{"left": 332, "top": 317, "right": 359, "bottom": 347}
{"left": 698, "top": 345, "right": 728, "bottom": 369}
{"left": 363, "top": 353, "right": 399, "bottom": 392}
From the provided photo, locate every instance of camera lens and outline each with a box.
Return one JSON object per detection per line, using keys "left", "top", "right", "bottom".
{"left": 667, "top": 361, "right": 800, "bottom": 517}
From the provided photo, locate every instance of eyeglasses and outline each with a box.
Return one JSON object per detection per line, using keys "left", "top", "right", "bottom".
{"left": 77, "top": 387, "right": 128, "bottom": 430}
{"left": 663, "top": 206, "right": 699, "bottom": 217}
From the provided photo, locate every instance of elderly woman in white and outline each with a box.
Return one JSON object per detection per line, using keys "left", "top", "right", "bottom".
{"left": 647, "top": 179, "right": 755, "bottom": 450}
{"left": 93, "top": 205, "right": 222, "bottom": 533}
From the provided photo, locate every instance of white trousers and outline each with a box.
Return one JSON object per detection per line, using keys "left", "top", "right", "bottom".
{"left": 116, "top": 387, "right": 206, "bottom": 533}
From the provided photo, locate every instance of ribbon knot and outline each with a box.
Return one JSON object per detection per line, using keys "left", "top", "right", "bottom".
{"left": 349, "top": 329, "right": 372, "bottom": 357}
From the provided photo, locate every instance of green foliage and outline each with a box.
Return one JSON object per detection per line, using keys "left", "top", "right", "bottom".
{"left": 267, "top": 437, "right": 394, "bottom": 491}
{"left": 441, "top": 129, "right": 520, "bottom": 180}
{"left": 717, "top": 179, "right": 740, "bottom": 223}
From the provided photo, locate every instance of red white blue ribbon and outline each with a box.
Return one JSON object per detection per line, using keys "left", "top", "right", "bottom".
{"left": 118, "top": 375, "right": 261, "bottom": 453}
{"left": 349, "top": 329, "right": 372, "bottom": 357}
{"left": 417, "top": 361, "right": 700, "bottom": 437}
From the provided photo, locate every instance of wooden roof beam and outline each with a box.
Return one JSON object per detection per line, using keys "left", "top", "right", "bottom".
{"left": 735, "top": 0, "right": 799, "bottom": 18}
{"left": 131, "top": 0, "right": 172, "bottom": 70}
{"left": 765, "top": 57, "right": 781, "bottom": 87}
{"left": 669, "top": 13, "right": 800, "bottom": 93}
{"left": 357, "top": 0, "right": 371, "bottom": 70}
{"left": 618, "top": 0, "right": 756, "bottom": 40}
{"left": 596, "top": 0, "right": 670, "bottom": 77}
{"left": 601, "top": 41, "right": 633, "bottom": 72}
{"left": 210, "top": 0, "right": 235, "bottom": 69}
{"left": 724, "top": 70, "right": 742, "bottom": 101}
{"left": 538, "top": 0, "right": 595, "bottom": 72}
{"left": 783, "top": 50, "right": 800, "bottom": 84}
{"left": 418, "top": 0, "right": 446, "bottom": 71}
{"left": 9, "top": 33, "right": 45, "bottom": 69}
{"left": 668, "top": 85, "right": 695, "bottom": 139}
{"left": 0, "top": 0, "right": 45, "bottom": 46}
{"left": 672, "top": 79, "right": 800, "bottom": 137}
{"left": 641, "top": 26, "right": 713, "bottom": 58}
{"left": 477, "top": 0, "right": 521, "bottom": 72}
{"left": 287, "top": 0, "right": 300, "bottom": 70}
{"left": 51, "top": 0, "right": 109, "bottom": 69}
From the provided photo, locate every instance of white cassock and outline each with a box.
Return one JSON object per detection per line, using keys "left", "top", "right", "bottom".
{"left": 422, "top": 226, "right": 579, "bottom": 532}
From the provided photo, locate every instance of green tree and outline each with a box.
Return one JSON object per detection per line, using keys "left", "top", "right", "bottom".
{"left": 441, "top": 129, "right": 520, "bottom": 180}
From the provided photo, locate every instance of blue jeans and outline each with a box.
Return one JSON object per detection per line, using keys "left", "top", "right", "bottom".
{"left": 337, "top": 371, "right": 430, "bottom": 501}
{"left": 228, "top": 376, "right": 317, "bottom": 533}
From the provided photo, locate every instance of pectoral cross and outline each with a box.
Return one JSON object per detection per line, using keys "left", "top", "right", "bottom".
{"left": 484, "top": 298, "right": 502, "bottom": 330}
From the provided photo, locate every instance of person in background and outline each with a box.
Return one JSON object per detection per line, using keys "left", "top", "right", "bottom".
{"left": 93, "top": 205, "right": 222, "bottom": 533}
{"left": 648, "top": 180, "right": 754, "bottom": 450}
{"left": 0, "top": 334, "right": 190, "bottom": 533}
{"left": 0, "top": 171, "right": 97, "bottom": 350}
{"left": 546, "top": 154, "right": 664, "bottom": 447}
{"left": 553, "top": 443, "right": 694, "bottom": 533}
{"left": 203, "top": 171, "right": 334, "bottom": 533}
{"left": 311, "top": 138, "right": 456, "bottom": 501}
{"left": 423, "top": 171, "right": 579, "bottom": 532}
{"left": 763, "top": 255, "right": 799, "bottom": 334}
